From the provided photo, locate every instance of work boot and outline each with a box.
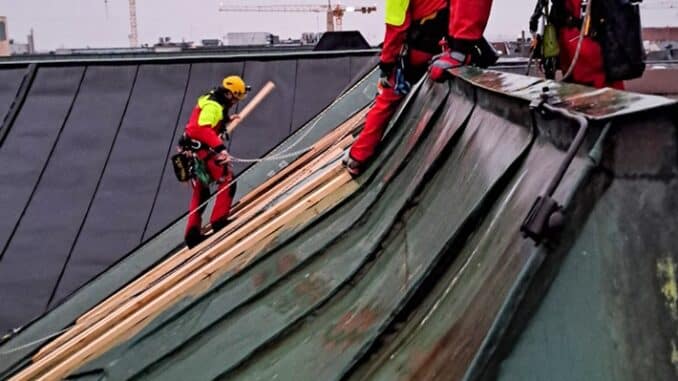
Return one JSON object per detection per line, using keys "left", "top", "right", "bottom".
{"left": 211, "top": 216, "right": 231, "bottom": 233}
{"left": 429, "top": 51, "right": 469, "bottom": 82}
{"left": 342, "top": 151, "right": 365, "bottom": 177}
{"left": 185, "top": 227, "right": 206, "bottom": 249}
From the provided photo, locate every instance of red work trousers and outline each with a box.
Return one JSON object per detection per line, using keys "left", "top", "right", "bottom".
{"left": 448, "top": 0, "right": 493, "bottom": 41}
{"left": 185, "top": 157, "right": 233, "bottom": 236}
{"left": 559, "top": 27, "right": 624, "bottom": 90}
{"left": 349, "top": 49, "right": 432, "bottom": 163}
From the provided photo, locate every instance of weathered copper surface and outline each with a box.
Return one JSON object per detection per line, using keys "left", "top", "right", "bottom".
{"left": 3, "top": 67, "right": 678, "bottom": 381}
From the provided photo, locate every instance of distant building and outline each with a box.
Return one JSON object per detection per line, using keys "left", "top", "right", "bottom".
{"left": 643, "top": 27, "right": 678, "bottom": 44}
{"left": 643, "top": 27, "right": 678, "bottom": 60}
{"left": 10, "top": 40, "right": 30, "bottom": 55}
{"left": 0, "top": 16, "right": 9, "bottom": 57}
{"left": 301, "top": 32, "right": 322, "bottom": 45}
{"left": 54, "top": 47, "right": 152, "bottom": 55}
{"left": 223, "top": 32, "right": 278, "bottom": 46}
{"left": 8, "top": 29, "right": 35, "bottom": 55}
{"left": 201, "top": 39, "right": 222, "bottom": 47}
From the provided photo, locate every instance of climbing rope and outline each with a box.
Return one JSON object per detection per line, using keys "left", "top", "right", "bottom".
{"left": 0, "top": 327, "right": 70, "bottom": 355}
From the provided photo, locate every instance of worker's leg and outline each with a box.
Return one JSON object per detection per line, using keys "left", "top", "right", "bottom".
{"left": 430, "top": 0, "right": 494, "bottom": 81}
{"left": 448, "top": 0, "right": 493, "bottom": 41}
{"left": 185, "top": 180, "right": 210, "bottom": 248}
{"left": 348, "top": 82, "right": 403, "bottom": 164}
{"left": 349, "top": 50, "right": 431, "bottom": 165}
{"left": 559, "top": 27, "right": 625, "bottom": 90}
{"left": 206, "top": 159, "right": 234, "bottom": 232}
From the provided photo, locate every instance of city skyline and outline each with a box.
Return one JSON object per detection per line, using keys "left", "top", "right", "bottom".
{"left": 1, "top": 0, "right": 677, "bottom": 51}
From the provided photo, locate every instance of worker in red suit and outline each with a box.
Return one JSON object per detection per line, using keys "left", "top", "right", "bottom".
{"left": 429, "top": 0, "right": 623, "bottom": 90}
{"left": 182, "top": 76, "right": 250, "bottom": 248}
{"left": 344, "top": 0, "right": 449, "bottom": 175}
{"left": 555, "top": 0, "right": 624, "bottom": 89}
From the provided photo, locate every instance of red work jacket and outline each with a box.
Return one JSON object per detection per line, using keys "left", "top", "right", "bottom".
{"left": 185, "top": 93, "right": 234, "bottom": 153}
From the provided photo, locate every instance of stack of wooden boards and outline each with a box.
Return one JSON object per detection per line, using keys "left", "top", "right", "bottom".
{"left": 9, "top": 107, "right": 370, "bottom": 381}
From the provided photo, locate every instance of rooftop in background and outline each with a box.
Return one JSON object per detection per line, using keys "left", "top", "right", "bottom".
{"left": 0, "top": 31, "right": 376, "bottom": 64}
{"left": 643, "top": 27, "right": 678, "bottom": 41}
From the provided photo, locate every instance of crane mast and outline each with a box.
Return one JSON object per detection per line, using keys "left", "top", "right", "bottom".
{"left": 103, "top": 0, "right": 138, "bottom": 47}
{"left": 128, "top": 0, "right": 138, "bottom": 47}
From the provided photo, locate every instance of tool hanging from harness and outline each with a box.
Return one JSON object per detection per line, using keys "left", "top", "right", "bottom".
{"left": 529, "top": 0, "right": 560, "bottom": 79}
{"left": 393, "top": 47, "right": 412, "bottom": 96}
{"left": 388, "top": 8, "right": 451, "bottom": 96}
{"left": 171, "top": 134, "right": 211, "bottom": 186}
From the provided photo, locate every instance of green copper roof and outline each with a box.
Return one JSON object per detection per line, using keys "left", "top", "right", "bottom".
{"left": 2, "top": 68, "right": 677, "bottom": 381}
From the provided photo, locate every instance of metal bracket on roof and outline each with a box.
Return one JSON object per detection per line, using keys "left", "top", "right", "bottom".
{"left": 521, "top": 86, "right": 589, "bottom": 244}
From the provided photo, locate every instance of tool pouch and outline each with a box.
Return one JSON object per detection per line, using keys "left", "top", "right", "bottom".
{"left": 171, "top": 153, "right": 192, "bottom": 182}
{"left": 171, "top": 152, "right": 210, "bottom": 186}
{"left": 592, "top": 0, "right": 645, "bottom": 81}
{"left": 543, "top": 24, "right": 560, "bottom": 58}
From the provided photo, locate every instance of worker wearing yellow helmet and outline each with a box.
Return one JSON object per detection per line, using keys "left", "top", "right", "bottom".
{"left": 180, "top": 75, "right": 251, "bottom": 248}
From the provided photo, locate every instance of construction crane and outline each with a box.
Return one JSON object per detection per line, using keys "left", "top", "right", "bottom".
{"left": 103, "top": 0, "right": 139, "bottom": 47}
{"left": 218, "top": 1, "right": 377, "bottom": 32}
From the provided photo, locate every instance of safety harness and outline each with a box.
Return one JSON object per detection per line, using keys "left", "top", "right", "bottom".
{"left": 171, "top": 135, "right": 212, "bottom": 186}
{"left": 171, "top": 90, "right": 234, "bottom": 186}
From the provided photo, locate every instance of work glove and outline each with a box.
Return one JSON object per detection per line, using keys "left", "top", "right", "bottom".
{"left": 377, "top": 61, "right": 395, "bottom": 90}
{"left": 428, "top": 38, "right": 471, "bottom": 82}
{"left": 341, "top": 150, "right": 363, "bottom": 177}
{"left": 214, "top": 150, "right": 230, "bottom": 166}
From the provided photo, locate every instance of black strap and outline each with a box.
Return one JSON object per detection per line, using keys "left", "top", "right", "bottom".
{"left": 406, "top": 8, "right": 449, "bottom": 54}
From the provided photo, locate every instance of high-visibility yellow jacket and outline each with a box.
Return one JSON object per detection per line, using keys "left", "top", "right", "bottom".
{"left": 185, "top": 92, "right": 234, "bottom": 152}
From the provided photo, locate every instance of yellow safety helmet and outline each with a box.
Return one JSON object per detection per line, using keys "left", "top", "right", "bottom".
{"left": 222, "top": 75, "right": 250, "bottom": 100}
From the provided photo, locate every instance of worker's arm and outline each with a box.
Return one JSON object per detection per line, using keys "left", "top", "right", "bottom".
{"left": 188, "top": 103, "right": 227, "bottom": 151}
{"left": 381, "top": 11, "right": 412, "bottom": 71}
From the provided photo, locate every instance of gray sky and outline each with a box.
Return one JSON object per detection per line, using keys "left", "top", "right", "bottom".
{"left": 1, "top": 0, "right": 677, "bottom": 51}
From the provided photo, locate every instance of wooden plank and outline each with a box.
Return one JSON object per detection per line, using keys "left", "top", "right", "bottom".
{"left": 22, "top": 163, "right": 349, "bottom": 378}
{"left": 68, "top": 113, "right": 363, "bottom": 328}
{"left": 225, "top": 81, "right": 275, "bottom": 135}
{"left": 233, "top": 106, "right": 367, "bottom": 209}
{"left": 36, "top": 108, "right": 366, "bottom": 362}
{"left": 38, "top": 155, "right": 344, "bottom": 362}
{"left": 15, "top": 168, "right": 354, "bottom": 381}
{"left": 75, "top": 137, "right": 348, "bottom": 321}
{"left": 230, "top": 138, "right": 351, "bottom": 221}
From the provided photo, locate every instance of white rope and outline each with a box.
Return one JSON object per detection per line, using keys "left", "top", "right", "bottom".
{"left": 186, "top": 67, "right": 376, "bottom": 218}
{"left": 229, "top": 68, "right": 375, "bottom": 164}
{"left": 0, "top": 328, "right": 70, "bottom": 355}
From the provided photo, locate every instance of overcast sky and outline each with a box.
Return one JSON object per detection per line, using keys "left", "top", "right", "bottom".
{"left": 1, "top": 0, "right": 677, "bottom": 51}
